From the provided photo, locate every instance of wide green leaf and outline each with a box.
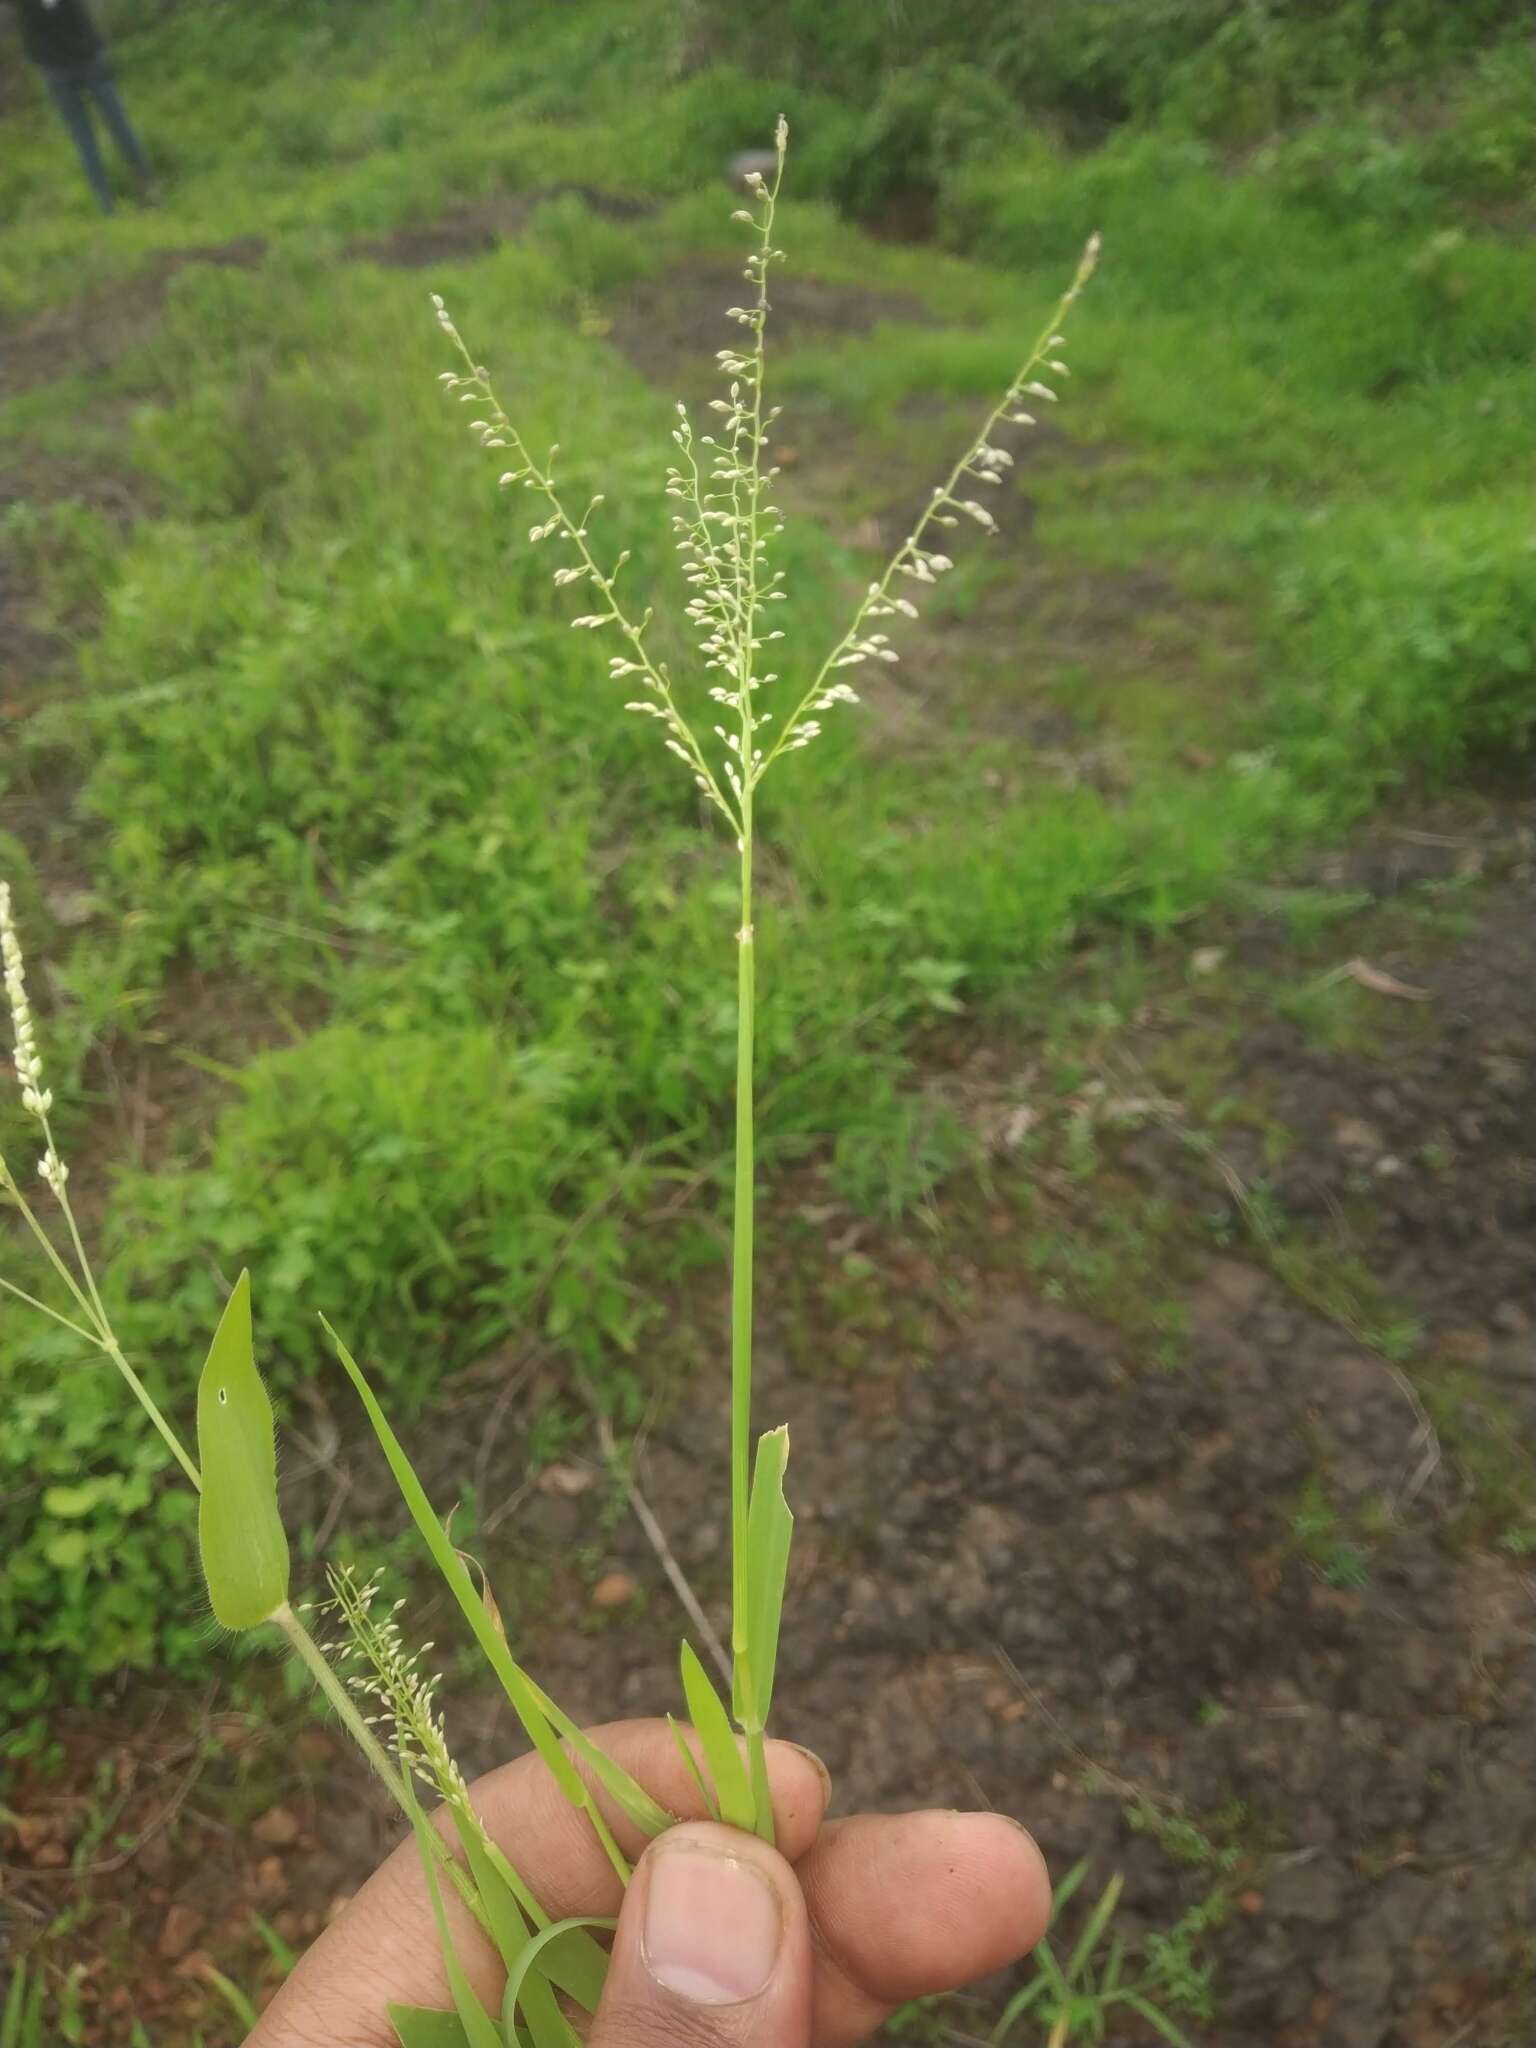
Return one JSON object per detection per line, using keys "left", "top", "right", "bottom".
{"left": 457, "top": 1817, "right": 610, "bottom": 2011}
{"left": 397, "top": 1772, "right": 503, "bottom": 2048}
{"left": 742, "top": 1425, "right": 792, "bottom": 1727}
{"left": 388, "top": 2006, "right": 473, "bottom": 2048}
{"left": 451, "top": 1811, "right": 579, "bottom": 2048}
{"left": 196, "top": 1271, "right": 290, "bottom": 1630}
{"left": 679, "top": 1640, "right": 753, "bottom": 1830}
{"left": 451, "top": 1809, "right": 533, "bottom": 1974}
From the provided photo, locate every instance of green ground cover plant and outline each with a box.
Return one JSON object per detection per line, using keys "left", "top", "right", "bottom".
{"left": 1, "top": 0, "right": 1530, "bottom": 1804}
{"left": 6, "top": 129, "right": 1175, "bottom": 2047}
{"left": 4, "top": 8, "right": 1532, "bottom": 2040}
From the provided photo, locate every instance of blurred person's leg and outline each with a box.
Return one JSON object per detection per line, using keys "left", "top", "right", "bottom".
{"left": 83, "top": 57, "right": 151, "bottom": 191}
{"left": 42, "top": 66, "right": 114, "bottom": 213}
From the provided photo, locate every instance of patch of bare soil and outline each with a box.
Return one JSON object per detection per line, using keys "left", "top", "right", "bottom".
{"left": 1122, "top": 797, "right": 1536, "bottom": 1365}
{"left": 483, "top": 1275, "right": 1532, "bottom": 2048}
{"left": 609, "top": 258, "right": 930, "bottom": 389}
{"left": 345, "top": 184, "right": 654, "bottom": 269}
{"left": 0, "top": 239, "right": 266, "bottom": 403}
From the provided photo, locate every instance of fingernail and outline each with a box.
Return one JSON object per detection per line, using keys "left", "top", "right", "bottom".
{"left": 644, "top": 1844, "right": 782, "bottom": 2006}
{"left": 786, "top": 1742, "right": 833, "bottom": 1805}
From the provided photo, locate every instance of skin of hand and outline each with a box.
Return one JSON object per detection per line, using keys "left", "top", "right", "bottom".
{"left": 250, "top": 1718, "right": 1050, "bottom": 2048}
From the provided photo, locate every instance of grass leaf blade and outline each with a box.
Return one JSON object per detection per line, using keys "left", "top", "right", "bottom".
{"left": 323, "top": 1318, "right": 586, "bottom": 1806}
{"left": 743, "top": 1425, "right": 792, "bottom": 1726}
{"left": 526, "top": 1677, "right": 674, "bottom": 1839}
{"left": 196, "top": 1271, "right": 290, "bottom": 1629}
{"left": 679, "top": 1640, "right": 754, "bottom": 1830}
{"left": 668, "top": 1711, "right": 721, "bottom": 1822}
{"left": 501, "top": 1917, "right": 616, "bottom": 2048}
{"left": 388, "top": 2006, "right": 474, "bottom": 2048}
{"left": 201, "top": 1968, "right": 260, "bottom": 2033}
{"left": 1065, "top": 1871, "right": 1123, "bottom": 1983}
{"left": 1119, "top": 1993, "right": 1198, "bottom": 2047}
{"left": 396, "top": 1770, "right": 502, "bottom": 2048}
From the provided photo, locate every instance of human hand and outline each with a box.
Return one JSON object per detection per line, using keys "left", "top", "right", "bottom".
{"left": 250, "top": 1717, "right": 1050, "bottom": 2048}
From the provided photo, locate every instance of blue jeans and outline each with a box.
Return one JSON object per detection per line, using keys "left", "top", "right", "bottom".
{"left": 42, "top": 58, "right": 148, "bottom": 215}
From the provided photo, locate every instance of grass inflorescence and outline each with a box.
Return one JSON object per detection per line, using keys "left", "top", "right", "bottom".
{"left": 2, "top": 123, "right": 1105, "bottom": 2045}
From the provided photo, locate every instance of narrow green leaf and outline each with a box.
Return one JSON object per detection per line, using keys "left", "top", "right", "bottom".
{"left": 989, "top": 1974, "right": 1048, "bottom": 2041}
{"left": 529, "top": 1919, "right": 611, "bottom": 2015}
{"left": 501, "top": 1919, "right": 615, "bottom": 2048}
{"left": 1065, "top": 1871, "right": 1123, "bottom": 1984}
{"left": 196, "top": 1272, "right": 290, "bottom": 1629}
{"left": 450, "top": 1809, "right": 533, "bottom": 1976}
{"left": 397, "top": 1772, "right": 502, "bottom": 2048}
{"left": 509, "top": 1967, "right": 580, "bottom": 2048}
{"left": 201, "top": 1969, "right": 260, "bottom": 2032}
{"left": 679, "top": 1641, "right": 754, "bottom": 1830}
{"left": 526, "top": 1677, "right": 674, "bottom": 1839}
{"left": 1101, "top": 1934, "right": 1125, "bottom": 1998}
{"left": 445, "top": 1808, "right": 583, "bottom": 2046}
{"left": 2, "top": 1963, "right": 32, "bottom": 2048}
{"left": 743, "top": 1426, "right": 793, "bottom": 1725}
{"left": 1031, "top": 1937, "right": 1071, "bottom": 2001}
{"left": 1119, "top": 1992, "right": 1198, "bottom": 2047}
{"left": 465, "top": 1827, "right": 608, "bottom": 2006}
{"left": 1047, "top": 1857, "right": 1092, "bottom": 1925}
{"left": 323, "top": 1319, "right": 584, "bottom": 1805}
{"left": 252, "top": 1911, "right": 299, "bottom": 1974}
{"left": 667, "top": 1711, "right": 720, "bottom": 1823}
{"left": 388, "top": 2006, "right": 473, "bottom": 2048}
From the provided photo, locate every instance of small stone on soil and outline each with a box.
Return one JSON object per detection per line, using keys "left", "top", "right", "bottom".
{"left": 591, "top": 1570, "right": 638, "bottom": 1609}
{"left": 155, "top": 1903, "right": 203, "bottom": 1960}
{"left": 252, "top": 1803, "right": 300, "bottom": 1847}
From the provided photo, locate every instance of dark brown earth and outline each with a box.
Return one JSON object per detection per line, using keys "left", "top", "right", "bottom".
{"left": 345, "top": 183, "right": 653, "bottom": 270}
{"left": 3, "top": 221, "right": 1533, "bottom": 2048}
{"left": 0, "top": 240, "right": 266, "bottom": 402}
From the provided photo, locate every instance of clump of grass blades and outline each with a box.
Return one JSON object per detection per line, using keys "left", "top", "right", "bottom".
{"left": 1, "top": 127, "right": 1103, "bottom": 2045}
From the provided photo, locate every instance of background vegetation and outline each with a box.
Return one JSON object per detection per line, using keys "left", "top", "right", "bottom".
{"left": 2, "top": 0, "right": 1532, "bottom": 1750}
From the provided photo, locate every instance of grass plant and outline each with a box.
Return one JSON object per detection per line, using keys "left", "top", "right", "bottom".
{"left": 0, "top": 129, "right": 1132, "bottom": 2046}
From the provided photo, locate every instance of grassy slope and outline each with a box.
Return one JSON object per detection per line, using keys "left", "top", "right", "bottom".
{"left": 2, "top": 0, "right": 1533, "bottom": 1725}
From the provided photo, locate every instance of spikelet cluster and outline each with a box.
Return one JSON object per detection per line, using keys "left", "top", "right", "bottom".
{"left": 1, "top": 882, "right": 67, "bottom": 1194}
{"left": 430, "top": 121, "right": 1098, "bottom": 825}
{"left": 317, "top": 1565, "right": 466, "bottom": 1802}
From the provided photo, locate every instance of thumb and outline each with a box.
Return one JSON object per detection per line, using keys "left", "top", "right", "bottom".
{"left": 589, "top": 1821, "right": 812, "bottom": 2048}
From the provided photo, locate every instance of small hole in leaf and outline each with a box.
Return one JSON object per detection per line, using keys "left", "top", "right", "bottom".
{"left": 218, "top": 1388, "right": 228, "bottom": 1404}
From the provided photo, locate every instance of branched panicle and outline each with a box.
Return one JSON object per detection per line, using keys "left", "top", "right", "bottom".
{"left": 431, "top": 135, "right": 1096, "bottom": 824}
{"left": 430, "top": 294, "right": 738, "bottom": 832}
{"left": 759, "top": 229, "right": 1102, "bottom": 780}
